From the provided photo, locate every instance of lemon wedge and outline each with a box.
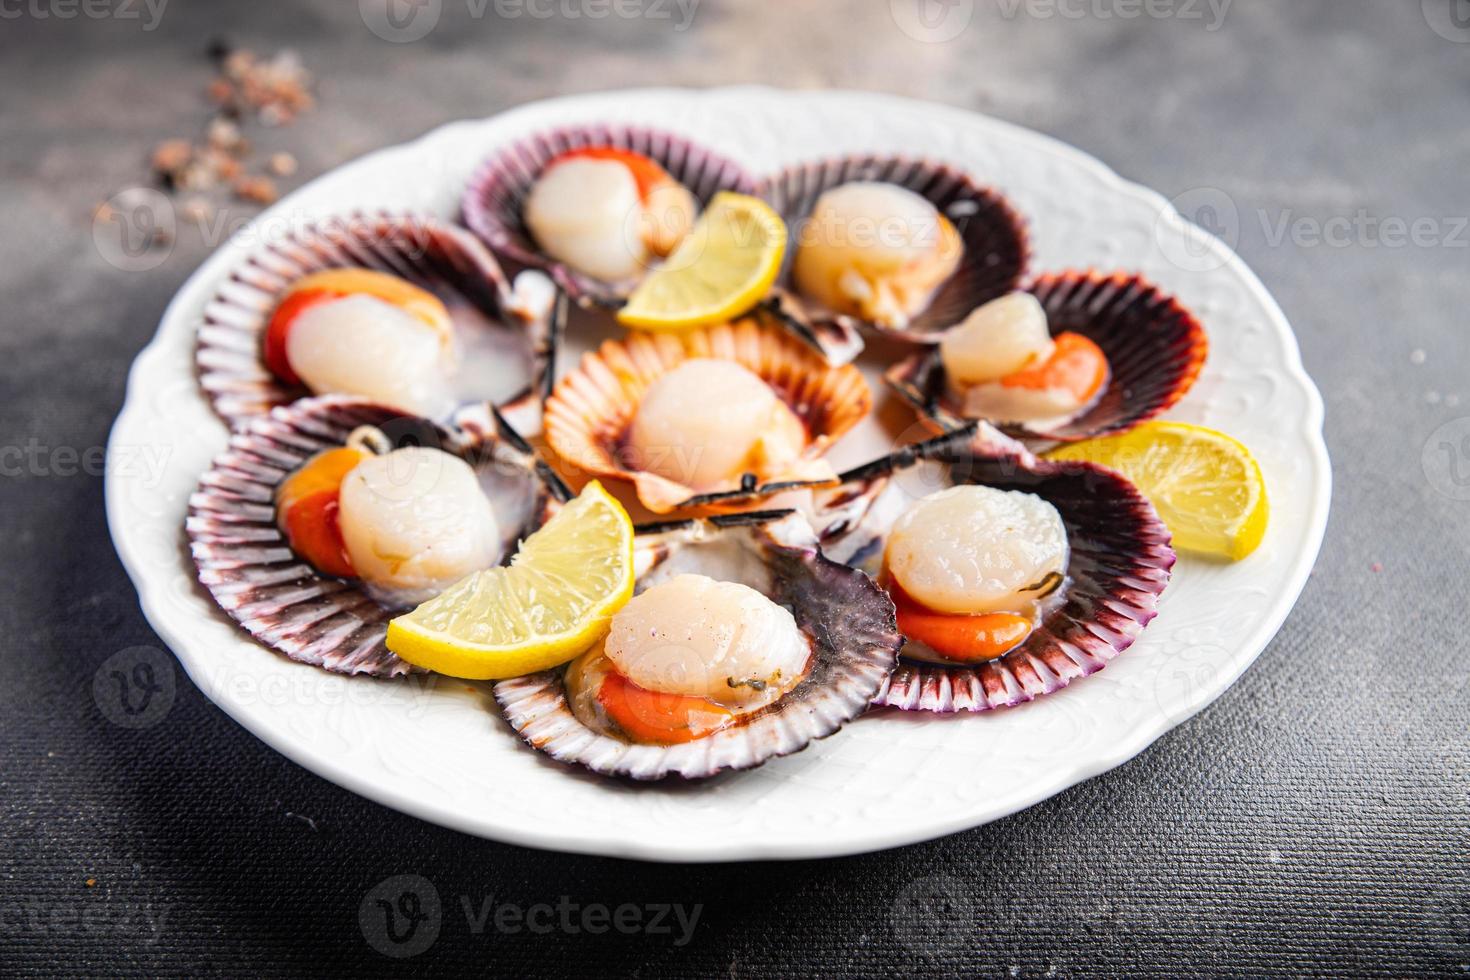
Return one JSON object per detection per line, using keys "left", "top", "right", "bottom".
{"left": 385, "top": 481, "right": 634, "bottom": 679}
{"left": 616, "top": 192, "right": 786, "bottom": 332}
{"left": 1047, "top": 421, "right": 1269, "bottom": 561}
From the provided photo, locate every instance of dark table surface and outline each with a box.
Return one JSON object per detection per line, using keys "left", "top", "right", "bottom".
{"left": 3, "top": 0, "right": 1468, "bottom": 976}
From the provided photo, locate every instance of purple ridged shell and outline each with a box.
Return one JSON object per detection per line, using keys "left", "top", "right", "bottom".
{"left": 461, "top": 124, "right": 758, "bottom": 304}
{"left": 186, "top": 396, "right": 562, "bottom": 677}
{"left": 492, "top": 512, "right": 903, "bottom": 780}
{"left": 757, "top": 154, "right": 1031, "bottom": 352}
{"left": 195, "top": 211, "right": 558, "bottom": 431}
{"left": 814, "top": 424, "right": 1175, "bottom": 713}
{"left": 886, "top": 270, "right": 1209, "bottom": 445}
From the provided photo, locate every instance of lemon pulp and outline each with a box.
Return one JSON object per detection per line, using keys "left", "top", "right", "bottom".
{"left": 616, "top": 192, "right": 786, "bottom": 332}
{"left": 385, "top": 481, "right": 635, "bottom": 679}
{"left": 1047, "top": 421, "right": 1269, "bottom": 561}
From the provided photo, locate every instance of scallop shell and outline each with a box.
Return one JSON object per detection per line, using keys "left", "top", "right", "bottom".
{"left": 812, "top": 423, "right": 1175, "bottom": 713}
{"left": 493, "top": 511, "right": 903, "bottom": 780}
{"left": 543, "top": 319, "right": 872, "bottom": 514}
{"left": 757, "top": 154, "right": 1031, "bottom": 360}
{"left": 462, "top": 124, "right": 758, "bottom": 305}
{"left": 186, "top": 396, "right": 565, "bottom": 677}
{"left": 195, "top": 211, "right": 562, "bottom": 435}
{"left": 885, "top": 270, "right": 1209, "bottom": 446}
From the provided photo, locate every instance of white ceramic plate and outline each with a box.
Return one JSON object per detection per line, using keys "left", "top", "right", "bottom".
{"left": 107, "top": 88, "right": 1330, "bottom": 861}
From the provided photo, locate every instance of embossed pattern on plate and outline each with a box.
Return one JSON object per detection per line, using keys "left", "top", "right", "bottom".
{"left": 106, "top": 89, "right": 1330, "bottom": 862}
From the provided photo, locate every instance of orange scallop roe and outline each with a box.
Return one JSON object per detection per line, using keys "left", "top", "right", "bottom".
{"left": 262, "top": 269, "right": 452, "bottom": 385}
{"left": 884, "top": 571, "right": 1034, "bottom": 663}
{"left": 548, "top": 147, "right": 670, "bottom": 201}
{"left": 275, "top": 446, "right": 370, "bottom": 579}
{"left": 1000, "top": 331, "right": 1110, "bottom": 404}
{"left": 596, "top": 670, "right": 735, "bottom": 744}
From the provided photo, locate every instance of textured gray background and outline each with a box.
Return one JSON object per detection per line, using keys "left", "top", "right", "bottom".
{"left": 2, "top": 0, "right": 1468, "bottom": 976}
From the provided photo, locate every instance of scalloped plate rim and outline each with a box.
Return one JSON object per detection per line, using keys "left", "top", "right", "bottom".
{"left": 106, "top": 87, "right": 1330, "bottom": 862}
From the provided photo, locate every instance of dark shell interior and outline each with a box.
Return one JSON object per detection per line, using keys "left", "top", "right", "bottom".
{"left": 667, "top": 474, "right": 840, "bottom": 512}
{"left": 195, "top": 211, "right": 559, "bottom": 432}
{"left": 492, "top": 511, "right": 903, "bottom": 780}
{"left": 757, "top": 154, "right": 1031, "bottom": 353}
{"left": 813, "top": 424, "right": 1175, "bottom": 713}
{"left": 461, "top": 124, "right": 758, "bottom": 304}
{"left": 886, "top": 270, "right": 1209, "bottom": 446}
{"left": 186, "top": 396, "right": 563, "bottom": 677}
